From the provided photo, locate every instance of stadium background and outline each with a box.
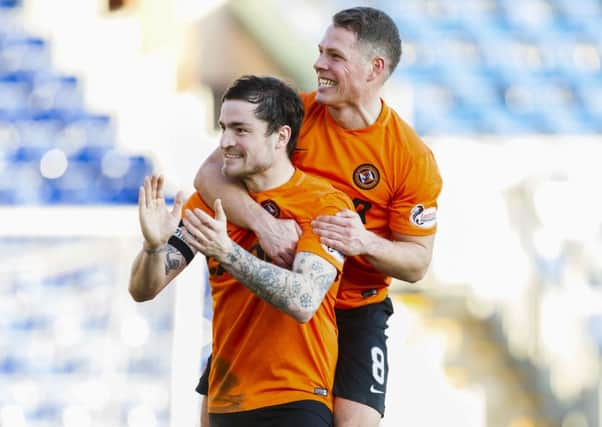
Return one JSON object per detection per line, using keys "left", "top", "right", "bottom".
{"left": 1, "top": 0, "right": 601, "bottom": 426}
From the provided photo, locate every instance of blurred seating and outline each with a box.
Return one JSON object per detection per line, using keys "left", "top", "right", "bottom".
{"left": 0, "top": 248, "right": 174, "bottom": 427}
{"left": 378, "top": 0, "right": 602, "bottom": 135}
{"left": 0, "top": 0, "right": 154, "bottom": 206}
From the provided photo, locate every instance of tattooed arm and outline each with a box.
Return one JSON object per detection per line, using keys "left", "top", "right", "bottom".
{"left": 129, "top": 174, "right": 193, "bottom": 302}
{"left": 222, "top": 245, "right": 337, "bottom": 323}
{"left": 129, "top": 243, "right": 190, "bottom": 302}
{"left": 182, "top": 200, "right": 339, "bottom": 323}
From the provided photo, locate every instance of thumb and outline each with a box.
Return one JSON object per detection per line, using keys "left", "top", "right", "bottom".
{"left": 214, "top": 198, "right": 227, "bottom": 223}
{"left": 170, "top": 191, "right": 185, "bottom": 218}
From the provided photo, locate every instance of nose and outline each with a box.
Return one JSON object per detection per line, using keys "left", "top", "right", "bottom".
{"left": 220, "top": 130, "right": 235, "bottom": 150}
{"left": 314, "top": 53, "right": 327, "bottom": 72}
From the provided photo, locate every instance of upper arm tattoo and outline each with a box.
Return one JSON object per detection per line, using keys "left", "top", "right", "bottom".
{"left": 292, "top": 252, "right": 338, "bottom": 300}
{"left": 219, "top": 244, "right": 338, "bottom": 319}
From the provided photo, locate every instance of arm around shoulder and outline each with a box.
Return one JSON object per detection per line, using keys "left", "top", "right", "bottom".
{"left": 364, "top": 231, "right": 435, "bottom": 283}
{"left": 194, "top": 149, "right": 301, "bottom": 267}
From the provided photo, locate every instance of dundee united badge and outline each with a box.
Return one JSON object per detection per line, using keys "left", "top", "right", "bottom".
{"left": 353, "top": 164, "right": 380, "bottom": 190}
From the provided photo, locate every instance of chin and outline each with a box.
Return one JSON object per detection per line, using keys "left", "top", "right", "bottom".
{"left": 315, "top": 90, "right": 332, "bottom": 105}
{"left": 222, "top": 167, "right": 241, "bottom": 179}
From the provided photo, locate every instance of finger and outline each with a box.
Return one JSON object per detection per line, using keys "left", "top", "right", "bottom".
{"left": 144, "top": 176, "right": 153, "bottom": 208}
{"left": 138, "top": 185, "right": 145, "bottom": 210}
{"left": 335, "top": 209, "right": 358, "bottom": 218}
{"left": 271, "top": 255, "right": 290, "bottom": 268}
{"left": 180, "top": 227, "right": 205, "bottom": 252}
{"left": 183, "top": 217, "right": 211, "bottom": 244}
{"left": 185, "top": 210, "right": 216, "bottom": 237}
{"left": 170, "top": 191, "right": 185, "bottom": 218}
{"left": 281, "top": 251, "right": 295, "bottom": 267}
{"left": 193, "top": 208, "right": 217, "bottom": 227}
{"left": 151, "top": 175, "right": 159, "bottom": 200}
{"left": 312, "top": 219, "right": 344, "bottom": 235}
{"left": 184, "top": 209, "right": 205, "bottom": 229}
{"left": 272, "top": 245, "right": 296, "bottom": 267}
{"left": 156, "top": 175, "right": 165, "bottom": 200}
{"left": 313, "top": 226, "right": 341, "bottom": 240}
{"left": 312, "top": 215, "right": 348, "bottom": 226}
{"left": 214, "top": 199, "right": 227, "bottom": 223}
{"left": 319, "top": 237, "right": 348, "bottom": 255}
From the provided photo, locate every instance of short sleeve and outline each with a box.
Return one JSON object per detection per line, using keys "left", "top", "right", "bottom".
{"left": 181, "top": 192, "right": 209, "bottom": 216}
{"left": 295, "top": 192, "right": 353, "bottom": 271}
{"left": 389, "top": 148, "right": 442, "bottom": 236}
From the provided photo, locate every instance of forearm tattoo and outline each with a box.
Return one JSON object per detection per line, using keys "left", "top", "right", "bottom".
{"left": 164, "top": 245, "right": 183, "bottom": 275}
{"left": 220, "top": 243, "right": 338, "bottom": 318}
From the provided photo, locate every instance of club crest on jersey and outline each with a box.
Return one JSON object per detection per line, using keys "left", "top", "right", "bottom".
{"left": 410, "top": 204, "right": 437, "bottom": 229}
{"left": 261, "top": 200, "right": 280, "bottom": 218}
{"left": 353, "top": 164, "right": 380, "bottom": 190}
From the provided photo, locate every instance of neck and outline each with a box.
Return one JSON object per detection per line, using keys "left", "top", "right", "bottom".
{"left": 243, "top": 159, "right": 295, "bottom": 193}
{"left": 327, "top": 95, "right": 382, "bottom": 130}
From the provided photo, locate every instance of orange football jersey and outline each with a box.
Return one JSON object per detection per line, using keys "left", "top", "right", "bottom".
{"left": 292, "top": 92, "right": 442, "bottom": 309}
{"left": 183, "top": 169, "right": 354, "bottom": 413}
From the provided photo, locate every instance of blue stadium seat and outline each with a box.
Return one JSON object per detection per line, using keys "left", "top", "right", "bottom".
{"left": 0, "top": 0, "right": 21, "bottom": 7}
{"left": 442, "top": 68, "right": 503, "bottom": 110}
{"left": 0, "top": 71, "right": 30, "bottom": 111}
{"left": 376, "top": 0, "right": 602, "bottom": 134}
{"left": 575, "top": 78, "right": 602, "bottom": 119}
{"left": 101, "top": 154, "right": 154, "bottom": 203}
{"left": 44, "top": 160, "right": 98, "bottom": 204}
{"left": 11, "top": 111, "right": 64, "bottom": 160}
{"left": 28, "top": 73, "right": 82, "bottom": 112}
{"left": 0, "top": 35, "right": 51, "bottom": 73}
{"left": 58, "top": 113, "right": 114, "bottom": 157}
{"left": 498, "top": 0, "right": 558, "bottom": 40}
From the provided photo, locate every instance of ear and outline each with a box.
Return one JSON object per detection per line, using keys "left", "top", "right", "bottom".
{"left": 275, "top": 125, "right": 291, "bottom": 151}
{"left": 367, "top": 56, "right": 386, "bottom": 82}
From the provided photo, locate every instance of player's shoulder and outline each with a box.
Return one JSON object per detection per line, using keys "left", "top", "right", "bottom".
{"left": 299, "top": 91, "right": 321, "bottom": 115}
{"left": 184, "top": 191, "right": 209, "bottom": 211}
{"left": 383, "top": 102, "right": 434, "bottom": 157}
{"left": 300, "top": 91, "right": 317, "bottom": 104}
{"left": 297, "top": 171, "right": 353, "bottom": 208}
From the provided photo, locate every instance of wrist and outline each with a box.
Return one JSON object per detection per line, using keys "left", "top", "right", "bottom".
{"left": 248, "top": 203, "right": 274, "bottom": 235}
{"left": 217, "top": 240, "right": 237, "bottom": 265}
{"left": 143, "top": 242, "right": 165, "bottom": 254}
{"left": 363, "top": 231, "right": 382, "bottom": 257}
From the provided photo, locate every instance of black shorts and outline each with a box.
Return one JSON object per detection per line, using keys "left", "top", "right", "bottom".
{"left": 196, "top": 298, "right": 394, "bottom": 416}
{"left": 195, "top": 354, "right": 210, "bottom": 395}
{"left": 333, "top": 297, "right": 394, "bottom": 417}
{"left": 209, "top": 400, "right": 332, "bottom": 427}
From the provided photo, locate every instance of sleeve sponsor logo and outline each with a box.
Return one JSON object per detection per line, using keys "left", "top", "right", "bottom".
{"left": 322, "top": 243, "right": 345, "bottom": 264}
{"left": 353, "top": 163, "right": 380, "bottom": 190}
{"left": 410, "top": 204, "right": 437, "bottom": 229}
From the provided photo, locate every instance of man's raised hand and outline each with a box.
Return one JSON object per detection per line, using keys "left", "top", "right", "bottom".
{"left": 138, "top": 175, "right": 184, "bottom": 250}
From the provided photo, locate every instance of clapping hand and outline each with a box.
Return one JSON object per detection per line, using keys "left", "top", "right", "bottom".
{"left": 138, "top": 175, "right": 184, "bottom": 250}
{"left": 182, "top": 198, "right": 234, "bottom": 261}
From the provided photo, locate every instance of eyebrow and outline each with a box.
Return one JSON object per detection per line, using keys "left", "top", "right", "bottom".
{"left": 319, "top": 45, "right": 346, "bottom": 57}
{"left": 219, "top": 121, "right": 250, "bottom": 128}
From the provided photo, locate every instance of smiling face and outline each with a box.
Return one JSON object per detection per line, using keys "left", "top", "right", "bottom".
{"left": 313, "top": 24, "right": 374, "bottom": 107}
{"left": 218, "top": 99, "right": 280, "bottom": 180}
